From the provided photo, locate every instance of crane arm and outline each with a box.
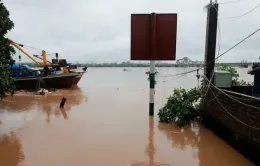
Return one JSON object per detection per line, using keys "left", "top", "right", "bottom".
{"left": 9, "top": 39, "right": 42, "bottom": 66}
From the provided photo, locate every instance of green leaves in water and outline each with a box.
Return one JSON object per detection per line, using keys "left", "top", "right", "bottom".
{"left": 158, "top": 87, "right": 202, "bottom": 127}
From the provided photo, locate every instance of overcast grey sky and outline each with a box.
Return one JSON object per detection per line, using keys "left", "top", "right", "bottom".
{"left": 3, "top": 0, "right": 260, "bottom": 63}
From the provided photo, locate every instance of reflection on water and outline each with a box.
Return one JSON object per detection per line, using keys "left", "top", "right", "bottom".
{"left": 0, "top": 85, "right": 86, "bottom": 166}
{"left": 132, "top": 117, "right": 170, "bottom": 166}
{"left": 158, "top": 123, "right": 254, "bottom": 166}
{"left": 0, "top": 68, "right": 255, "bottom": 166}
{"left": 60, "top": 108, "right": 68, "bottom": 120}
{"left": 0, "top": 132, "right": 24, "bottom": 166}
{"left": 147, "top": 117, "right": 155, "bottom": 165}
{"left": 158, "top": 123, "right": 200, "bottom": 150}
{"left": 0, "top": 86, "right": 84, "bottom": 111}
{"left": 0, "top": 86, "right": 84, "bottom": 124}
{"left": 0, "top": 85, "right": 85, "bottom": 136}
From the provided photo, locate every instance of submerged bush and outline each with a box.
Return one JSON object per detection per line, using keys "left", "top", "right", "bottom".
{"left": 158, "top": 87, "right": 202, "bottom": 127}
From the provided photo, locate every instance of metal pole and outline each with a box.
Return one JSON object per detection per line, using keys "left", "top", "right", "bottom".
{"left": 149, "top": 61, "right": 155, "bottom": 116}
{"left": 149, "top": 13, "right": 156, "bottom": 116}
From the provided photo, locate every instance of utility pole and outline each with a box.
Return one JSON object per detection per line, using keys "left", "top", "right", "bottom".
{"left": 204, "top": 2, "right": 219, "bottom": 83}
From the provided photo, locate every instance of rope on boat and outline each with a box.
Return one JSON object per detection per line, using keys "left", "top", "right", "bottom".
{"left": 35, "top": 73, "right": 52, "bottom": 91}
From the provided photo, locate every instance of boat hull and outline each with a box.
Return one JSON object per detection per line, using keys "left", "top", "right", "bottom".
{"left": 72, "top": 72, "right": 84, "bottom": 84}
{"left": 14, "top": 74, "right": 76, "bottom": 90}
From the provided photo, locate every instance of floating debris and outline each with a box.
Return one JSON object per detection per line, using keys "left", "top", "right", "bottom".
{"left": 36, "top": 88, "right": 48, "bottom": 95}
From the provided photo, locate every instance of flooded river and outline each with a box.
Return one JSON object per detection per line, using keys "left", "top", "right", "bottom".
{"left": 0, "top": 67, "right": 255, "bottom": 166}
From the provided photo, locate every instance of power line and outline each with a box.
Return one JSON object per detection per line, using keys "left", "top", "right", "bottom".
{"left": 209, "top": 87, "right": 260, "bottom": 130}
{"left": 161, "top": 73, "right": 187, "bottom": 82}
{"left": 160, "top": 18, "right": 221, "bottom": 83}
{"left": 213, "top": 27, "right": 260, "bottom": 60}
{"left": 219, "top": 0, "right": 242, "bottom": 4}
{"left": 227, "top": 3, "right": 260, "bottom": 18}
{"left": 202, "top": 75, "right": 260, "bottom": 130}
{"left": 215, "top": 1, "right": 260, "bottom": 19}
{"left": 159, "top": 26, "right": 260, "bottom": 79}
{"left": 203, "top": 75, "right": 260, "bottom": 110}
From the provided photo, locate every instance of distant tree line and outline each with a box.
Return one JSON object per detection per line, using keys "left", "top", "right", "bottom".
{"left": 19, "top": 61, "right": 250, "bottom": 68}
{"left": 78, "top": 62, "right": 176, "bottom": 67}
{"left": 20, "top": 62, "right": 175, "bottom": 68}
{"left": 20, "top": 62, "right": 187, "bottom": 68}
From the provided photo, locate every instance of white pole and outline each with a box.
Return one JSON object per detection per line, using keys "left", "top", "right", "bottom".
{"left": 149, "top": 60, "right": 155, "bottom": 116}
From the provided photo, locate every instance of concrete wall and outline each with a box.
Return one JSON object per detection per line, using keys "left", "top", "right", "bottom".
{"left": 204, "top": 86, "right": 260, "bottom": 165}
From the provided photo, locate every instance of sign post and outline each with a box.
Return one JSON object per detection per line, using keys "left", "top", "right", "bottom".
{"left": 149, "top": 61, "right": 155, "bottom": 115}
{"left": 149, "top": 13, "right": 156, "bottom": 116}
{"left": 131, "top": 13, "right": 177, "bottom": 116}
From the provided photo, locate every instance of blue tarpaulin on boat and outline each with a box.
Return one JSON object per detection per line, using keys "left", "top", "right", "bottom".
{"left": 8, "top": 64, "right": 20, "bottom": 70}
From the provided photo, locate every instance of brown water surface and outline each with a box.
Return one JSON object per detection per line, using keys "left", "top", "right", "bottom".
{"left": 0, "top": 68, "right": 254, "bottom": 166}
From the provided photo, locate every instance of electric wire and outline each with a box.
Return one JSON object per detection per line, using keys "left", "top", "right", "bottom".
{"left": 159, "top": 26, "right": 260, "bottom": 80}
{"left": 213, "top": 1, "right": 260, "bottom": 19}
{"left": 209, "top": 89, "right": 254, "bottom": 101}
{"left": 219, "top": 0, "right": 242, "bottom": 4}
{"left": 161, "top": 72, "right": 188, "bottom": 82}
{"left": 202, "top": 75, "right": 260, "bottom": 110}
{"left": 226, "top": 3, "right": 260, "bottom": 18}
{"left": 209, "top": 87, "right": 260, "bottom": 130}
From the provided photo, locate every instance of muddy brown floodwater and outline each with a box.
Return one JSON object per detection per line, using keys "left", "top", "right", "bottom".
{"left": 0, "top": 68, "right": 255, "bottom": 166}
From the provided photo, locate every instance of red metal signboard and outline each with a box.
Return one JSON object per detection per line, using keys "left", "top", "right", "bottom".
{"left": 131, "top": 13, "right": 177, "bottom": 61}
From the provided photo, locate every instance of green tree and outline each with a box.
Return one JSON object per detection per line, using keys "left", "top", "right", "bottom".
{"left": 0, "top": 0, "right": 16, "bottom": 99}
